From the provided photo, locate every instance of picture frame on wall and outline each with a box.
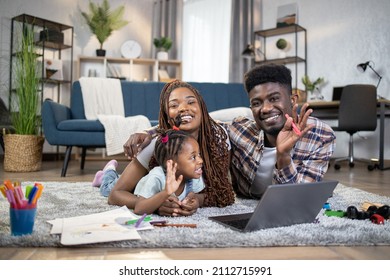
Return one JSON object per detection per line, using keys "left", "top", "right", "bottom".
{"left": 276, "top": 3, "right": 298, "bottom": 28}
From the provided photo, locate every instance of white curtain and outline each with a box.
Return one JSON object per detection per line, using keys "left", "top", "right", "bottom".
{"left": 182, "top": 0, "right": 232, "bottom": 82}
{"left": 152, "top": 0, "right": 183, "bottom": 60}
{"left": 229, "top": 0, "right": 262, "bottom": 82}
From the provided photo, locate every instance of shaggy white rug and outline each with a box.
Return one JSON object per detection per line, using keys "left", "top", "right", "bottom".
{"left": 1, "top": 182, "right": 390, "bottom": 247}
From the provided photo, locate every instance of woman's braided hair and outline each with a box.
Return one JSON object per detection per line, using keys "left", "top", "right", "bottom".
{"left": 156, "top": 80, "right": 235, "bottom": 207}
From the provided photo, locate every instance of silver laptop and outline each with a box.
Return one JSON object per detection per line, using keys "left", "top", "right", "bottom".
{"left": 209, "top": 180, "right": 338, "bottom": 232}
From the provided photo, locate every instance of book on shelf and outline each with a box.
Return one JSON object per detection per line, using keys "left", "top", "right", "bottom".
{"left": 106, "top": 62, "right": 121, "bottom": 78}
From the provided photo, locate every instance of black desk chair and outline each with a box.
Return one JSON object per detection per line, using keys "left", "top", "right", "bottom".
{"left": 332, "top": 84, "right": 377, "bottom": 170}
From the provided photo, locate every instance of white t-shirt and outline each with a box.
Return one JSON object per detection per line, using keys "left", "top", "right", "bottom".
{"left": 250, "top": 146, "right": 276, "bottom": 198}
{"left": 134, "top": 166, "right": 205, "bottom": 201}
{"left": 136, "top": 137, "right": 158, "bottom": 170}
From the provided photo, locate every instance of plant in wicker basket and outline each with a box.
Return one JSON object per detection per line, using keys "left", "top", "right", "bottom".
{"left": 4, "top": 23, "right": 44, "bottom": 172}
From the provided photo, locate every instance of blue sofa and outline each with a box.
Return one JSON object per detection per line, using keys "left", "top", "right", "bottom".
{"left": 42, "top": 80, "right": 250, "bottom": 177}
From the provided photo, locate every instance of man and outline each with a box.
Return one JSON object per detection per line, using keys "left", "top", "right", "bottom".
{"left": 224, "top": 64, "right": 335, "bottom": 198}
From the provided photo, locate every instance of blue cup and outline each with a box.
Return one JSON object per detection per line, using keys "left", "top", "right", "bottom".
{"left": 10, "top": 207, "right": 37, "bottom": 236}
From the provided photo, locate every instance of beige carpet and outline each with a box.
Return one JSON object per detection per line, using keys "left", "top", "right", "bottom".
{"left": 1, "top": 182, "right": 390, "bottom": 247}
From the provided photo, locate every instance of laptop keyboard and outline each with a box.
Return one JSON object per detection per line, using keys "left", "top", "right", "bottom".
{"left": 224, "top": 218, "right": 250, "bottom": 230}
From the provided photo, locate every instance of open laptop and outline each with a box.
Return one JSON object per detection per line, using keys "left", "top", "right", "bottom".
{"left": 209, "top": 180, "right": 338, "bottom": 232}
{"left": 332, "top": 86, "right": 344, "bottom": 101}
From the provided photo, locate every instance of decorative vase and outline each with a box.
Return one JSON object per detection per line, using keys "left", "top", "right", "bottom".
{"left": 156, "top": 51, "right": 168, "bottom": 60}
{"left": 3, "top": 134, "right": 45, "bottom": 172}
{"left": 96, "top": 49, "right": 106, "bottom": 57}
{"left": 279, "top": 50, "right": 287, "bottom": 58}
{"left": 309, "top": 89, "right": 324, "bottom": 101}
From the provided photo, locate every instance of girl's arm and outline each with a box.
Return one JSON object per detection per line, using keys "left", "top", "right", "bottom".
{"left": 134, "top": 160, "right": 183, "bottom": 215}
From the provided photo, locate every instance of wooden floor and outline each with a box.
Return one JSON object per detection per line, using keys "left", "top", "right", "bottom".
{"left": 1, "top": 156, "right": 390, "bottom": 260}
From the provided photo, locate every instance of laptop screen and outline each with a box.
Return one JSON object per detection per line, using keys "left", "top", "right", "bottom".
{"left": 332, "top": 87, "right": 344, "bottom": 101}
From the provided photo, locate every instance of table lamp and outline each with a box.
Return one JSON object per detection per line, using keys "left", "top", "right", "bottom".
{"left": 357, "top": 61, "right": 382, "bottom": 88}
{"left": 242, "top": 44, "right": 255, "bottom": 57}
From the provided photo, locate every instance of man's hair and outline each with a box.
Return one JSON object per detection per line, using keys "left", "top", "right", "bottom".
{"left": 244, "top": 64, "right": 292, "bottom": 94}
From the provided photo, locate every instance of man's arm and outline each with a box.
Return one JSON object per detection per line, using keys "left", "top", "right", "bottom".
{"left": 274, "top": 118, "right": 336, "bottom": 184}
{"left": 123, "top": 126, "right": 158, "bottom": 159}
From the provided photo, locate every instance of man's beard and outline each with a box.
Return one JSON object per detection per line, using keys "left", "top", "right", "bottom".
{"left": 263, "top": 126, "right": 281, "bottom": 136}
{"left": 257, "top": 117, "right": 284, "bottom": 136}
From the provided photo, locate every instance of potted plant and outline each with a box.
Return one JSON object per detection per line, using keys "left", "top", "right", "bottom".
{"left": 81, "top": 0, "right": 128, "bottom": 57}
{"left": 4, "top": 24, "right": 45, "bottom": 172}
{"left": 302, "top": 75, "right": 325, "bottom": 100}
{"left": 153, "top": 36, "right": 172, "bottom": 60}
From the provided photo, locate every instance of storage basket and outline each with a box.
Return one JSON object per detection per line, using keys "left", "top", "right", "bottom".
{"left": 3, "top": 134, "right": 45, "bottom": 172}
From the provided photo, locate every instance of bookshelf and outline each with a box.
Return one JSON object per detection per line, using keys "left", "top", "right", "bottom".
{"left": 77, "top": 56, "right": 182, "bottom": 82}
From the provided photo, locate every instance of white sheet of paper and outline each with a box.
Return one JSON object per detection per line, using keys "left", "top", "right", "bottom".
{"left": 46, "top": 206, "right": 156, "bottom": 245}
{"left": 60, "top": 215, "right": 141, "bottom": 245}
{"left": 48, "top": 206, "right": 133, "bottom": 234}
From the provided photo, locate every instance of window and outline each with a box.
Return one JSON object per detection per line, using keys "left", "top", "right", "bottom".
{"left": 182, "top": 0, "right": 232, "bottom": 82}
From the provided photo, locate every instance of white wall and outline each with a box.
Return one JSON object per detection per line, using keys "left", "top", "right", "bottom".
{"left": 262, "top": 0, "right": 390, "bottom": 161}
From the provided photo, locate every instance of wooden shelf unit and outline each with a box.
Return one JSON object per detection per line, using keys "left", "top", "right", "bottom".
{"left": 9, "top": 14, "right": 73, "bottom": 106}
{"left": 77, "top": 56, "right": 182, "bottom": 82}
{"left": 254, "top": 24, "right": 307, "bottom": 89}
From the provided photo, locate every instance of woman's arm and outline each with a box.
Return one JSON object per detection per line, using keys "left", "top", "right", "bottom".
{"left": 107, "top": 159, "right": 148, "bottom": 208}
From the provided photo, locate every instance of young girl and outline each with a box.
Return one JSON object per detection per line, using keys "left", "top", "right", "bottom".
{"left": 133, "top": 129, "right": 204, "bottom": 215}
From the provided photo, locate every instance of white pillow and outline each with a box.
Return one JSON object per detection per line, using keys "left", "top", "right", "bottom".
{"left": 209, "top": 107, "right": 253, "bottom": 123}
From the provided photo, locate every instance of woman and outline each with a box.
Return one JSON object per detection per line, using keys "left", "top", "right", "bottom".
{"left": 107, "top": 80, "right": 235, "bottom": 216}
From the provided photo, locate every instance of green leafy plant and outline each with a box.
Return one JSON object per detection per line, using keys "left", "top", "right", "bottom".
{"left": 81, "top": 0, "right": 128, "bottom": 50}
{"left": 11, "top": 25, "right": 40, "bottom": 135}
{"left": 301, "top": 75, "right": 324, "bottom": 92}
{"left": 276, "top": 38, "right": 288, "bottom": 50}
{"left": 153, "top": 37, "right": 173, "bottom": 52}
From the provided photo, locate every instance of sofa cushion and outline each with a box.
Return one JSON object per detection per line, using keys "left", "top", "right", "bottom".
{"left": 190, "top": 82, "right": 249, "bottom": 111}
{"left": 121, "top": 82, "right": 163, "bottom": 123}
{"left": 57, "top": 119, "right": 104, "bottom": 132}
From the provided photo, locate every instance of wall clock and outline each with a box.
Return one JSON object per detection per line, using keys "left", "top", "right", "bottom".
{"left": 120, "top": 40, "right": 142, "bottom": 59}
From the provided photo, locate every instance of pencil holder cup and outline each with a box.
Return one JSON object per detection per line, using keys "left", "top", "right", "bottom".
{"left": 10, "top": 206, "right": 37, "bottom": 236}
